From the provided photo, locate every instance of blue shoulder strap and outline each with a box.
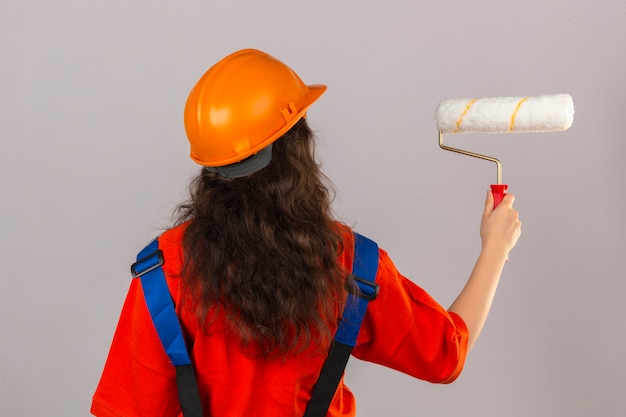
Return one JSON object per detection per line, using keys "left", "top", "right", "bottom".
{"left": 302, "top": 232, "right": 380, "bottom": 417}
{"left": 132, "top": 239, "right": 190, "bottom": 366}
{"left": 132, "top": 231, "right": 379, "bottom": 417}
{"left": 131, "top": 238, "right": 203, "bottom": 417}
{"left": 333, "top": 232, "right": 380, "bottom": 346}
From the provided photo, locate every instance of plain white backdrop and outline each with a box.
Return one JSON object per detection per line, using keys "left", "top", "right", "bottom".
{"left": 1, "top": 1, "right": 625, "bottom": 416}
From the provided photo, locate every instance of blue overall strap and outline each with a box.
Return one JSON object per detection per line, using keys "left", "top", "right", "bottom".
{"left": 131, "top": 238, "right": 203, "bottom": 417}
{"left": 303, "top": 232, "right": 380, "bottom": 417}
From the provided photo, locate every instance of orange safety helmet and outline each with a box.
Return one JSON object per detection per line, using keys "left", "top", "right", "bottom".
{"left": 184, "top": 49, "right": 327, "bottom": 170}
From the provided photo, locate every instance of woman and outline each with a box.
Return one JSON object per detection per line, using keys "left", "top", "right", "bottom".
{"left": 91, "top": 49, "right": 521, "bottom": 417}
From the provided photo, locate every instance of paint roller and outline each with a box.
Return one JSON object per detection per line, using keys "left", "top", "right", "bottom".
{"left": 435, "top": 94, "right": 574, "bottom": 207}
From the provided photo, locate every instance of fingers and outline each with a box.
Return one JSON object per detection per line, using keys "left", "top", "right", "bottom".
{"left": 480, "top": 191, "right": 521, "bottom": 254}
{"left": 498, "top": 194, "right": 519, "bottom": 224}
{"left": 499, "top": 193, "right": 516, "bottom": 207}
{"left": 500, "top": 194, "right": 520, "bottom": 227}
{"left": 483, "top": 191, "right": 516, "bottom": 217}
{"left": 483, "top": 190, "right": 494, "bottom": 217}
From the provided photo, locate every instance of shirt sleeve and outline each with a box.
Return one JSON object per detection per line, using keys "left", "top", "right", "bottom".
{"left": 91, "top": 278, "right": 182, "bottom": 417}
{"left": 351, "top": 249, "right": 469, "bottom": 384}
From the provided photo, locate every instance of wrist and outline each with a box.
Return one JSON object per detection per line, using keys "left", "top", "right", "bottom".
{"left": 479, "top": 241, "right": 510, "bottom": 263}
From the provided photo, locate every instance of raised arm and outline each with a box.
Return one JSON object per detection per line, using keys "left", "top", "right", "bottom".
{"left": 448, "top": 191, "right": 522, "bottom": 351}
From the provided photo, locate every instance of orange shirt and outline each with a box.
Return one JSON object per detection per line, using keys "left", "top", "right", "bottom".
{"left": 91, "top": 224, "right": 468, "bottom": 417}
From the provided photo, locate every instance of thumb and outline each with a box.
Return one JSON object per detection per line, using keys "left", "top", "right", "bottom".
{"left": 483, "top": 190, "right": 494, "bottom": 217}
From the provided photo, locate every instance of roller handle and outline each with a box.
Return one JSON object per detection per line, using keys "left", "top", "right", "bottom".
{"left": 491, "top": 184, "right": 508, "bottom": 209}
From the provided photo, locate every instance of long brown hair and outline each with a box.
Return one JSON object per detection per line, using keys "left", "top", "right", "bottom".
{"left": 174, "top": 118, "right": 348, "bottom": 358}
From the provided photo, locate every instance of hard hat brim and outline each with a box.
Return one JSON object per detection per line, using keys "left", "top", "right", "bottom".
{"left": 203, "top": 144, "right": 274, "bottom": 178}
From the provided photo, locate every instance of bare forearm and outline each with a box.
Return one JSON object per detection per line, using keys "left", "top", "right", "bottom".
{"left": 448, "top": 244, "right": 508, "bottom": 351}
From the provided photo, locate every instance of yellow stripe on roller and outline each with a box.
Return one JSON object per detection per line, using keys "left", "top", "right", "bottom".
{"left": 509, "top": 97, "right": 528, "bottom": 132}
{"left": 453, "top": 99, "right": 476, "bottom": 133}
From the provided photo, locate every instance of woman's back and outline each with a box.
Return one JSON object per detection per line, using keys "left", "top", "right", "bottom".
{"left": 92, "top": 222, "right": 469, "bottom": 417}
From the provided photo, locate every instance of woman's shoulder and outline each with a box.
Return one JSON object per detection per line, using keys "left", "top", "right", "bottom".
{"left": 157, "top": 221, "right": 190, "bottom": 277}
{"left": 159, "top": 221, "right": 190, "bottom": 246}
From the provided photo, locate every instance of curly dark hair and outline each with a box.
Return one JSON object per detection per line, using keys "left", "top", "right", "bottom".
{"left": 174, "top": 118, "right": 349, "bottom": 358}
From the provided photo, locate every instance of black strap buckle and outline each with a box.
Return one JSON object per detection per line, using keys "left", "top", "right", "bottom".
{"left": 131, "top": 249, "right": 164, "bottom": 278}
{"left": 351, "top": 274, "right": 379, "bottom": 301}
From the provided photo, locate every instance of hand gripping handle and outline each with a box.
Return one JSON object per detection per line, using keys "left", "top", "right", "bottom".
{"left": 491, "top": 184, "right": 509, "bottom": 209}
{"left": 490, "top": 184, "right": 510, "bottom": 262}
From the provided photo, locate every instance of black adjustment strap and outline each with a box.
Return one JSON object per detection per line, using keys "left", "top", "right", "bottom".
{"left": 302, "top": 342, "right": 353, "bottom": 417}
{"left": 176, "top": 364, "right": 204, "bottom": 417}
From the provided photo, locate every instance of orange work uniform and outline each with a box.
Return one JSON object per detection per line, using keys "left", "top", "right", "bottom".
{"left": 91, "top": 223, "right": 468, "bottom": 417}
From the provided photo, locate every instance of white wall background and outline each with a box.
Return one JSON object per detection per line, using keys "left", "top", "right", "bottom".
{"left": 2, "top": 1, "right": 625, "bottom": 416}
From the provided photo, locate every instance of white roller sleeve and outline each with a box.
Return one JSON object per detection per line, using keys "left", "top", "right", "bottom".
{"left": 435, "top": 94, "right": 574, "bottom": 134}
